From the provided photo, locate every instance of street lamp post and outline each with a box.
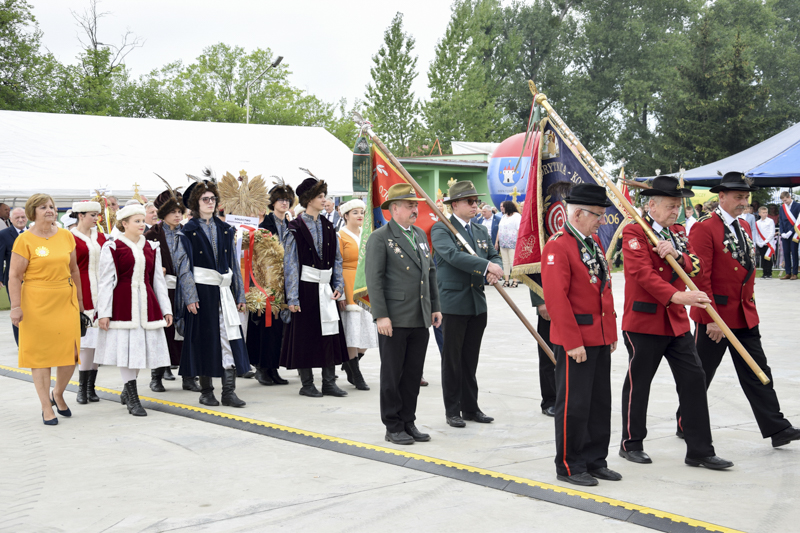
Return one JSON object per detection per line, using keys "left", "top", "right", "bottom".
{"left": 246, "top": 55, "right": 283, "bottom": 124}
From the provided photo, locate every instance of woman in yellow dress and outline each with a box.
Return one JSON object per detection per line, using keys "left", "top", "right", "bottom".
{"left": 9, "top": 194, "right": 83, "bottom": 426}
{"left": 337, "top": 199, "right": 378, "bottom": 391}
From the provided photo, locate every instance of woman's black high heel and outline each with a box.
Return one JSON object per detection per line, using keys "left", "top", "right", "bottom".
{"left": 42, "top": 412, "right": 58, "bottom": 426}
{"left": 50, "top": 392, "right": 72, "bottom": 417}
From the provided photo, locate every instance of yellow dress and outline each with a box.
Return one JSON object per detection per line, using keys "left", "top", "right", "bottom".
{"left": 13, "top": 229, "right": 81, "bottom": 368}
{"left": 339, "top": 229, "right": 359, "bottom": 306}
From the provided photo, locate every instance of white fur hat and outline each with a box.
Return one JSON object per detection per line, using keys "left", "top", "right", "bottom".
{"left": 116, "top": 204, "right": 146, "bottom": 221}
{"left": 72, "top": 201, "right": 102, "bottom": 213}
{"left": 339, "top": 198, "right": 366, "bottom": 216}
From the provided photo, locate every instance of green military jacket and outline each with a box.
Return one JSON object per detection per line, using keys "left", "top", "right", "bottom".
{"left": 365, "top": 219, "right": 440, "bottom": 328}
{"left": 431, "top": 215, "right": 503, "bottom": 316}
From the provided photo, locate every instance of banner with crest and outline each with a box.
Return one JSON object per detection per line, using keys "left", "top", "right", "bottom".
{"left": 511, "top": 117, "right": 625, "bottom": 296}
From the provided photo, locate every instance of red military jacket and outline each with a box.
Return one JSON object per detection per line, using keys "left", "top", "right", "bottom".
{"left": 542, "top": 230, "right": 617, "bottom": 351}
{"left": 689, "top": 211, "right": 759, "bottom": 329}
{"left": 71, "top": 227, "right": 107, "bottom": 312}
{"left": 621, "top": 217, "right": 701, "bottom": 336}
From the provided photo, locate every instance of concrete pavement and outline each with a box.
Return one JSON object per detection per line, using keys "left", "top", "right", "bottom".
{"left": 1, "top": 271, "right": 799, "bottom": 532}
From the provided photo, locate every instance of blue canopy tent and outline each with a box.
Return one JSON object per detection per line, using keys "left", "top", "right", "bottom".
{"left": 637, "top": 122, "right": 800, "bottom": 187}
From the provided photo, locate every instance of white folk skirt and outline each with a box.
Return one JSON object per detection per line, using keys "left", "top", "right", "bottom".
{"left": 340, "top": 306, "right": 378, "bottom": 351}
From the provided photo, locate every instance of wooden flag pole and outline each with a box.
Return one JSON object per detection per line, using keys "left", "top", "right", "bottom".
{"left": 353, "top": 113, "right": 556, "bottom": 365}
{"left": 528, "top": 82, "right": 769, "bottom": 385}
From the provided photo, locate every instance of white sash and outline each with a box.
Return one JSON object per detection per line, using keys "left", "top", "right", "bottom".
{"left": 300, "top": 266, "right": 340, "bottom": 336}
{"left": 164, "top": 274, "right": 177, "bottom": 290}
{"left": 192, "top": 267, "right": 242, "bottom": 340}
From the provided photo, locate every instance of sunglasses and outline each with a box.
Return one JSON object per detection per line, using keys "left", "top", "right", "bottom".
{"left": 200, "top": 196, "right": 217, "bottom": 204}
{"left": 458, "top": 198, "right": 479, "bottom": 206}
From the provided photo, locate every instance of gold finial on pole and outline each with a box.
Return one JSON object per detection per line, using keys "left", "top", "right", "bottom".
{"left": 131, "top": 182, "right": 143, "bottom": 204}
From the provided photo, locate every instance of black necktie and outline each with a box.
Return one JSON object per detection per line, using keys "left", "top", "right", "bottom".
{"left": 465, "top": 223, "right": 474, "bottom": 240}
{"left": 732, "top": 220, "right": 745, "bottom": 248}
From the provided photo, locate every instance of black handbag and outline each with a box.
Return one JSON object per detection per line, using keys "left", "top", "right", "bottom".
{"left": 79, "top": 312, "right": 92, "bottom": 337}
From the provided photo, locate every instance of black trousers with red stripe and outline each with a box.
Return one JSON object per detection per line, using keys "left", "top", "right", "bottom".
{"left": 681, "top": 324, "right": 790, "bottom": 439}
{"left": 620, "top": 331, "right": 714, "bottom": 459}
{"left": 554, "top": 344, "right": 611, "bottom": 477}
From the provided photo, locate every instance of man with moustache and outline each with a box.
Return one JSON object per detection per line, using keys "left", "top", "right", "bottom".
{"left": 541, "top": 183, "right": 618, "bottom": 487}
{"left": 681, "top": 172, "right": 800, "bottom": 448}
{"left": 618, "top": 175, "right": 732, "bottom": 470}
{"left": 431, "top": 180, "right": 503, "bottom": 428}
{"left": 366, "top": 184, "right": 441, "bottom": 444}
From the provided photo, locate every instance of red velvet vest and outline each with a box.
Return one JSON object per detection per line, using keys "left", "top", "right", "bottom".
{"left": 72, "top": 229, "right": 106, "bottom": 311}
{"left": 109, "top": 238, "right": 165, "bottom": 329}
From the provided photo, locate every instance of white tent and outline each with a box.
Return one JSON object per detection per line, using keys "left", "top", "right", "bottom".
{"left": 0, "top": 111, "right": 354, "bottom": 207}
{"left": 451, "top": 141, "right": 501, "bottom": 156}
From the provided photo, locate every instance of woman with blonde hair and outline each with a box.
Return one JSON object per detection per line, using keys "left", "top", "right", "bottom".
{"left": 95, "top": 204, "right": 173, "bottom": 417}
{"left": 337, "top": 198, "right": 377, "bottom": 390}
{"left": 70, "top": 200, "right": 107, "bottom": 404}
{"left": 9, "top": 193, "right": 83, "bottom": 425}
{"left": 495, "top": 201, "right": 521, "bottom": 287}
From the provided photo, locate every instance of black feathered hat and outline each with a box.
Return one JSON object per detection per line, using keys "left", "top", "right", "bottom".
{"left": 296, "top": 168, "right": 327, "bottom": 208}
{"left": 268, "top": 176, "right": 296, "bottom": 211}
{"left": 709, "top": 171, "right": 759, "bottom": 193}
{"left": 184, "top": 168, "right": 219, "bottom": 214}
{"left": 640, "top": 175, "right": 695, "bottom": 198}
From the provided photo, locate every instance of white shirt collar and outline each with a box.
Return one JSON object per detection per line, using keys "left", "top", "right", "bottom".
{"left": 717, "top": 207, "right": 738, "bottom": 227}
{"left": 453, "top": 214, "right": 471, "bottom": 228}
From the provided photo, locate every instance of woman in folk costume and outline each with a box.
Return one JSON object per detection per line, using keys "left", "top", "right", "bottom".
{"left": 144, "top": 182, "right": 201, "bottom": 393}
{"left": 95, "top": 204, "right": 173, "bottom": 417}
{"left": 337, "top": 199, "right": 377, "bottom": 391}
{"left": 246, "top": 179, "right": 294, "bottom": 386}
{"left": 281, "top": 173, "right": 349, "bottom": 398}
{"left": 177, "top": 173, "right": 248, "bottom": 407}
{"left": 71, "top": 200, "right": 107, "bottom": 404}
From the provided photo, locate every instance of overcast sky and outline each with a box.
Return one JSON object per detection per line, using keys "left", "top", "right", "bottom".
{"left": 30, "top": 0, "right": 457, "bottom": 107}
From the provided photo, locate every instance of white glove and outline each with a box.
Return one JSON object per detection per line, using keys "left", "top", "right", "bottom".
{"left": 782, "top": 231, "right": 793, "bottom": 239}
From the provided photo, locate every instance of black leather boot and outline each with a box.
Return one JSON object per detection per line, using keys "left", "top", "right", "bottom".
{"left": 198, "top": 376, "right": 219, "bottom": 406}
{"left": 321, "top": 366, "right": 348, "bottom": 397}
{"left": 349, "top": 357, "right": 369, "bottom": 391}
{"left": 221, "top": 368, "right": 246, "bottom": 407}
{"left": 267, "top": 368, "right": 288, "bottom": 385}
{"left": 87, "top": 369, "right": 100, "bottom": 402}
{"left": 163, "top": 367, "right": 176, "bottom": 381}
{"left": 255, "top": 367, "right": 274, "bottom": 386}
{"left": 341, "top": 359, "right": 355, "bottom": 385}
{"left": 182, "top": 376, "right": 201, "bottom": 392}
{"left": 149, "top": 367, "right": 166, "bottom": 393}
{"left": 124, "top": 380, "right": 147, "bottom": 416}
{"left": 298, "top": 368, "right": 322, "bottom": 397}
{"left": 76, "top": 370, "right": 89, "bottom": 404}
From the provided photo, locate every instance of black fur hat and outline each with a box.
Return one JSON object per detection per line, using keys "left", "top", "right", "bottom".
{"left": 184, "top": 168, "right": 219, "bottom": 215}
{"left": 296, "top": 177, "right": 327, "bottom": 208}
{"left": 268, "top": 177, "right": 296, "bottom": 211}
{"left": 154, "top": 190, "right": 185, "bottom": 219}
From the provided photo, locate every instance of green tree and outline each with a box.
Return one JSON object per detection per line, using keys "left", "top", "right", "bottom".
{"left": 364, "top": 12, "right": 421, "bottom": 155}
{"left": 0, "top": 0, "right": 60, "bottom": 111}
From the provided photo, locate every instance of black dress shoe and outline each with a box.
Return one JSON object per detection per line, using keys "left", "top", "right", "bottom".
{"left": 50, "top": 392, "right": 72, "bottom": 417}
{"left": 42, "top": 412, "right": 58, "bottom": 426}
{"left": 685, "top": 455, "right": 733, "bottom": 469}
{"left": 299, "top": 385, "right": 323, "bottom": 398}
{"left": 619, "top": 449, "right": 652, "bottom": 464}
{"left": 404, "top": 423, "right": 431, "bottom": 442}
{"left": 462, "top": 411, "right": 494, "bottom": 423}
{"left": 254, "top": 368, "right": 274, "bottom": 386}
{"left": 542, "top": 406, "right": 555, "bottom": 417}
{"left": 385, "top": 430, "right": 414, "bottom": 445}
{"left": 446, "top": 416, "right": 466, "bottom": 428}
{"left": 267, "top": 369, "right": 289, "bottom": 385}
{"left": 557, "top": 472, "right": 598, "bottom": 486}
{"left": 771, "top": 426, "right": 800, "bottom": 447}
{"left": 588, "top": 467, "right": 622, "bottom": 481}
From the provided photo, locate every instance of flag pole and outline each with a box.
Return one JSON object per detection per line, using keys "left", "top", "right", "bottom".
{"left": 528, "top": 82, "right": 769, "bottom": 385}
{"left": 352, "top": 113, "right": 556, "bottom": 365}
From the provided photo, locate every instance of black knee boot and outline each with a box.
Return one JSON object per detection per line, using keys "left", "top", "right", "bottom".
{"left": 87, "top": 369, "right": 100, "bottom": 402}
{"left": 149, "top": 367, "right": 166, "bottom": 393}
{"left": 221, "top": 368, "right": 246, "bottom": 407}
{"left": 182, "top": 375, "right": 201, "bottom": 392}
{"left": 198, "top": 376, "right": 219, "bottom": 406}
{"left": 254, "top": 367, "right": 274, "bottom": 386}
{"left": 77, "top": 370, "right": 89, "bottom": 404}
{"left": 298, "top": 368, "right": 322, "bottom": 397}
{"left": 348, "top": 358, "right": 370, "bottom": 391}
{"left": 322, "top": 366, "right": 348, "bottom": 397}
{"left": 267, "top": 368, "right": 289, "bottom": 385}
{"left": 124, "top": 380, "right": 147, "bottom": 416}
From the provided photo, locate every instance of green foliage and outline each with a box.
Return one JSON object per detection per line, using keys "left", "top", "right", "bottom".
{"left": 364, "top": 12, "right": 421, "bottom": 155}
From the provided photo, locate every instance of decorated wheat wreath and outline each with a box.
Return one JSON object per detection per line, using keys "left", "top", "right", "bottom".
{"left": 243, "top": 228, "right": 285, "bottom": 316}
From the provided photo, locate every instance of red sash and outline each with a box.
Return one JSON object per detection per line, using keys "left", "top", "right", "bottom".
{"left": 781, "top": 203, "right": 800, "bottom": 243}
{"left": 755, "top": 221, "right": 775, "bottom": 260}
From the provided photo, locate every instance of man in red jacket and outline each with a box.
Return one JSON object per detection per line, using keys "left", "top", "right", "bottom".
{"left": 542, "top": 183, "right": 619, "bottom": 487}
{"left": 619, "top": 175, "right": 732, "bottom": 470}
{"left": 685, "top": 171, "right": 800, "bottom": 448}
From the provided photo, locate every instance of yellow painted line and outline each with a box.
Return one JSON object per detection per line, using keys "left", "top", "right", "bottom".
{"left": 1, "top": 364, "right": 742, "bottom": 533}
